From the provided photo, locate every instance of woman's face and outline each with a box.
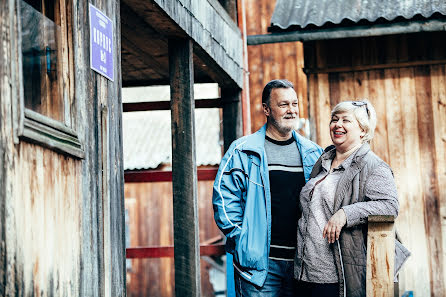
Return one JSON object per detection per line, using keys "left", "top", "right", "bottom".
{"left": 330, "top": 111, "right": 364, "bottom": 152}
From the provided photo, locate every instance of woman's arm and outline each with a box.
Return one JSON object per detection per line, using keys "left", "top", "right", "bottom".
{"left": 342, "top": 163, "right": 399, "bottom": 228}
{"left": 323, "top": 163, "right": 399, "bottom": 243}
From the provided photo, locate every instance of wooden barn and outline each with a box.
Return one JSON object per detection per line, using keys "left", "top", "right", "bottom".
{"left": 248, "top": 0, "right": 446, "bottom": 296}
{"left": 1, "top": 0, "right": 246, "bottom": 297}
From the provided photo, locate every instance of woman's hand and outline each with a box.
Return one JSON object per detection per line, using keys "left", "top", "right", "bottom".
{"left": 323, "top": 209, "right": 347, "bottom": 243}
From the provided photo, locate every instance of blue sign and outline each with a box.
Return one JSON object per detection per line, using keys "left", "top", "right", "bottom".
{"left": 89, "top": 4, "right": 114, "bottom": 81}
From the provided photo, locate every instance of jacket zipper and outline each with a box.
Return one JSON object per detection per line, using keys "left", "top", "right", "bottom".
{"left": 337, "top": 241, "right": 347, "bottom": 296}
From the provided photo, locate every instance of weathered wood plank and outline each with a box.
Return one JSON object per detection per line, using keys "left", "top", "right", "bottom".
{"left": 314, "top": 73, "right": 331, "bottom": 147}
{"left": 74, "top": 0, "right": 125, "bottom": 296}
{"left": 0, "top": 0, "right": 13, "bottom": 294}
{"left": 307, "top": 73, "right": 318, "bottom": 143}
{"left": 414, "top": 66, "right": 445, "bottom": 296}
{"left": 367, "top": 70, "right": 390, "bottom": 164}
{"left": 430, "top": 64, "right": 446, "bottom": 289}
{"left": 397, "top": 66, "right": 430, "bottom": 295}
{"left": 168, "top": 38, "right": 201, "bottom": 297}
{"left": 73, "top": 0, "right": 102, "bottom": 295}
{"left": 366, "top": 217, "right": 395, "bottom": 296}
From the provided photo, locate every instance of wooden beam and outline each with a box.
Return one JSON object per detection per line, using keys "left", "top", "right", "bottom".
{"left": 124, "top": 168, "right": 218, "bottom": 183}
{"left": 221, "top": 88, "right": 243, "bottom": 152}
{"left": 366, "top": 215, "right": 395, "bottom": 297}
{"left": 169, "top": 38, "right": 201, "bottom": 297}
{"left": 126, "top": 244, "right": 225, "bottom": 258}
{"left": 304, "top": 59, "right": 446, "bottom": 74}
{"left": 123, "top": 99, "right": 222, "bottom": 112}
{"left": 122, "top": 0, "right": 243, "bottom": 87}
{"left": 247, "top": 19, "right": 446, "bottom": 45}
{"left": 237, "top": 0, "right": 251, "bottom": 135}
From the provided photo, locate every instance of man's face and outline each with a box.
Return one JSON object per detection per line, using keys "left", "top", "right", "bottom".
{"left": 263, "top": 88, "right": 299, "bottom": 135}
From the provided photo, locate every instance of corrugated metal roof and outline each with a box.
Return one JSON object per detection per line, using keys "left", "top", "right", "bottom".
{"left": 271, "top": 0, "right": 446, "bottom": 30}
{"left": 123, "top": 109, "right": 222, "bottom": 170}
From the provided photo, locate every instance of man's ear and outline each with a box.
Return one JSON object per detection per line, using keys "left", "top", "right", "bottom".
{"left": 263, "top": 103, "right": 270, "bottom": 116}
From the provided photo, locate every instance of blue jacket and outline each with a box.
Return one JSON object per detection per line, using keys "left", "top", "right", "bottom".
{"left": 212, "top": 124, "right": 323, "bottom": 287}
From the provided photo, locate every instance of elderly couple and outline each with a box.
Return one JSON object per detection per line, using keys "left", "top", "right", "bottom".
{"left": 212, "top": 79, "right": 409, "bottom": 297}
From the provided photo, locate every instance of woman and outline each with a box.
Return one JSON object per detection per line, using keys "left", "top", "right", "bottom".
{"left": 294, "top": 100, "right": 408, "bottom": 297}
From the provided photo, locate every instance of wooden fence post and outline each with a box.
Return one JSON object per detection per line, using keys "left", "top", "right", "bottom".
{"left": 169, "top": 38, "right": 201, "bottom": 297}
{"left": 366, "top": 215, "right": 395, "bottom": 297}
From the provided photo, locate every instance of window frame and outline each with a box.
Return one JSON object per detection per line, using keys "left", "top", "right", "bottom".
{"left": 12, "top": 0, "right": 83, "bottom": 158}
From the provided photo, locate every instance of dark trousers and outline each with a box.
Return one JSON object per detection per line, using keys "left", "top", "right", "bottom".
{"left": 295, "top": 281, "right": 339, "bottom": 297}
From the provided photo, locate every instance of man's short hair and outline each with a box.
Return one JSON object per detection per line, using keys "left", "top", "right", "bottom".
{"left": 262, "top": 79, "right": 294, "bottom": 106}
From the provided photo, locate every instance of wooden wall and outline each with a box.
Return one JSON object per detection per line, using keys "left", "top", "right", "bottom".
{"left": 0, "top": 0, "right": 125, "bottom": 296}
{"left": 304, "top": 32, "right": 446, "bottom": 297}
{"left": 245, "top": 0, "right": 308, "bottom": 133}
{"left": 11, "top": 143, "right": 82, "bottom": 295}
{"left": 125, "top": 179, "right": 221, "bottom": 297}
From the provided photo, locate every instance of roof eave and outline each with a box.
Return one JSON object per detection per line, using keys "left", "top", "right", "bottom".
{"left": 247, "top": 19, "right": 446, "bottom": 45}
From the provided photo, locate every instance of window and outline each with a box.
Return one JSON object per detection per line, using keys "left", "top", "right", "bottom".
{"left": 16, "top": 0, "right": 83, "bottom": 158}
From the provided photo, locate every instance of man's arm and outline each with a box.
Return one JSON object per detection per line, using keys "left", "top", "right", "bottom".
{"left": 212, "top": 144, "right": 247, "bottom": 250}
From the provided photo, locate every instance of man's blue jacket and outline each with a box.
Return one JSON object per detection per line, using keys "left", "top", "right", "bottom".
{"left": 212, "top": 124, "right": 323, "bottom": 287}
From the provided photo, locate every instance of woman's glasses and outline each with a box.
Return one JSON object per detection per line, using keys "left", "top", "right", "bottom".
{"left": 351, "top": 101, "right": 369, "bottom": 117}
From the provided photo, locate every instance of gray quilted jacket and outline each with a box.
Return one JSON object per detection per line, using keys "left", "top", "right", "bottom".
{"left": 294, "top": 143, "right": 410, "bottom": 297}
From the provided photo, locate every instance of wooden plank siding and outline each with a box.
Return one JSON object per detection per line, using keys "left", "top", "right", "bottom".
{"left": 304, "top": 32, "right": 446, "bottom": 296}
{"left": 1, "top": 0, "right": 125, "bottom": 296}
{"left": 245, "top": 0, "right": 308, "bottom": 134}
{"left": 124, "top": 181, "right": 221, "bottom": 297}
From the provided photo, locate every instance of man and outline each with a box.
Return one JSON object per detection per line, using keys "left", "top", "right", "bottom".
{"left": 213, "top": 79, "right": 323, "bottom": 296}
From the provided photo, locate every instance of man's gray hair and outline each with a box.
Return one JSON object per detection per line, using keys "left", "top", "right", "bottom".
{"left": 262, "top": 79, "right": 294, "bottom": 106}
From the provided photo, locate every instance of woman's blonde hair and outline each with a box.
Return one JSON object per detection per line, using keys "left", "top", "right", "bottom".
{"left": 331, "top": 99, "right": 377, "bottom": 143}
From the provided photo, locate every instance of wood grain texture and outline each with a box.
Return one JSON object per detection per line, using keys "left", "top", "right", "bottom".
{"left": 414, "top": 66, "right": 445, "bottom": 296}
{"left": 430, "top": 65, "right": 446, "bottom": 290}
{"left": 1, "top": 0, "right": 14, "bottom": 294}
{"left": 169, "top": 38, "right": 201, "bottom": 297}
{"left": 366, "top": 220, "right": 395, "bottom": 296}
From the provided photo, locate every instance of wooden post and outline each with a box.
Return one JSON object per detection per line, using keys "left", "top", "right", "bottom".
{"left": 168, "top": 38, "right": 201, "bottom": 297}
{"left": 221, "top": 88, "right": 243, "bottom": 152}
{"left": 366, "top": 215, "right": 395, "bottom": 297}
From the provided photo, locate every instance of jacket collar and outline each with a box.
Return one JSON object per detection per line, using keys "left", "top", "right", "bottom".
{"left": 322, "top": 142, "right": 371, "bottom": 165}
{"left": 240, "top": 123, "right": 314, "bottom": 156}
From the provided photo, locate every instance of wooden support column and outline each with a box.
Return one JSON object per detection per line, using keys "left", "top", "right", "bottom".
{"left": 168, "top": 38, "right": 201, "bottom": 297}
{"left": 222, "top": 88, "right": 243, "bottom": 152}
{"left": 366, "top": 215, "right": 395, "bottom": 297}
